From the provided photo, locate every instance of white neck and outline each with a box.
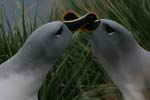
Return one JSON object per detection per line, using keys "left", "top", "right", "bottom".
{"left": 0, "top": 48, "right": 55, "bottom": 100}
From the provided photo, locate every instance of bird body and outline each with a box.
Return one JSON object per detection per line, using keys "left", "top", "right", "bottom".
{"left": 0, "top": 21, "right": 72, "bottom": 100}
{"left": 91, "top": 19, "right": 150, "bottom": 100}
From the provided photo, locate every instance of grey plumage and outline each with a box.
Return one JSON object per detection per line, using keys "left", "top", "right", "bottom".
{"left": 91, "top": 19, "right": 150, "bottom": 100}
{"left": 0, "top": 21, "right": 72, "bottom": 100}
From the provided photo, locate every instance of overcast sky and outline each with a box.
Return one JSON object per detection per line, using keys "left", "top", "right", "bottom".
{"left": 0, "top": 0, "right": 54, "bottom": 16}
{"left": 0, "top": 0, "right": 56, "bottom": 28}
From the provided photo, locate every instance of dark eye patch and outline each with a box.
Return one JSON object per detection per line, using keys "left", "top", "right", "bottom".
{"left": 56, "top": 26, "right": 63, "bottom": 35}
{"left": 105, "top": 25, "right": 115, "bottom": 33}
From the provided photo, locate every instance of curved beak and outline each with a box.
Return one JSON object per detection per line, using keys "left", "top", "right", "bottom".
{"left": 63, "top": 12, "right": 100, "bottom": 32}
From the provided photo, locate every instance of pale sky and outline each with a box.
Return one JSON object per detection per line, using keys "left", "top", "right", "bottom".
{"left": 0, "top": 0, "right": 56, "bottom": 30}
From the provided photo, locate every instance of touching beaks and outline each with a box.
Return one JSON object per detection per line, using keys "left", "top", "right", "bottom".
{"left": 63, "top": 11, "right": 100, "bottom": 32}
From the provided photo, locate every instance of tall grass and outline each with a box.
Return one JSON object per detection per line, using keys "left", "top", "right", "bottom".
{"left": 0, "top": 0, "right": 150, "bottom": 100}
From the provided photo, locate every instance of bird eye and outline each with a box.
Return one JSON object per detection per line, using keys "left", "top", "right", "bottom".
{"left": 105, "top": 25, "right": 115, "bottom": 33}
{"left": 55, "top": 26, "right": 63, "bottom": 35}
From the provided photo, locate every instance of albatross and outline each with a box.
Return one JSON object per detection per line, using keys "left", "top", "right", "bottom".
{"left": 90, "top": 19, "right": 150, "bottom": 100}
{"left": 0, "top": 21, "right": 73, "bottom": 100}
{"left": 0, "top": 12, "right": 98, "bottom": 100}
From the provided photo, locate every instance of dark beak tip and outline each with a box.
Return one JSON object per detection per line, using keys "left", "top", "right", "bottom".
{"left": 62, "top": 11, "right": 79, "bottom": 21}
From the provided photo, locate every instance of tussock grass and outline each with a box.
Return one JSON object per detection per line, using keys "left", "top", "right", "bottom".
{"left": 0, "top": 0, "right": 150, "bottom": 100}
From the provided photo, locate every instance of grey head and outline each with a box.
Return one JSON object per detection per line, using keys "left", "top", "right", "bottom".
{"left": 91, "top": 19, "right": 139, "bottom": 66}
{"left": 22, "top": 21, "right": 72, "bottom": 61}
{"left": 1, "top": 21, "right": 72, "bottom": 74}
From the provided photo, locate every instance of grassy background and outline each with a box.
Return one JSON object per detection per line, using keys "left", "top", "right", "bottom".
{"left": 0, "top": 0, "right": 150, "bottom": 100}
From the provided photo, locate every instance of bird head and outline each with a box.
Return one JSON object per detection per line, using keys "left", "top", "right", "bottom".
{"left": 20, "top": 21, "right": 72, "bottom": 63}
{"left": 91, "top": 19, "right": 138, "bottom": 65}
